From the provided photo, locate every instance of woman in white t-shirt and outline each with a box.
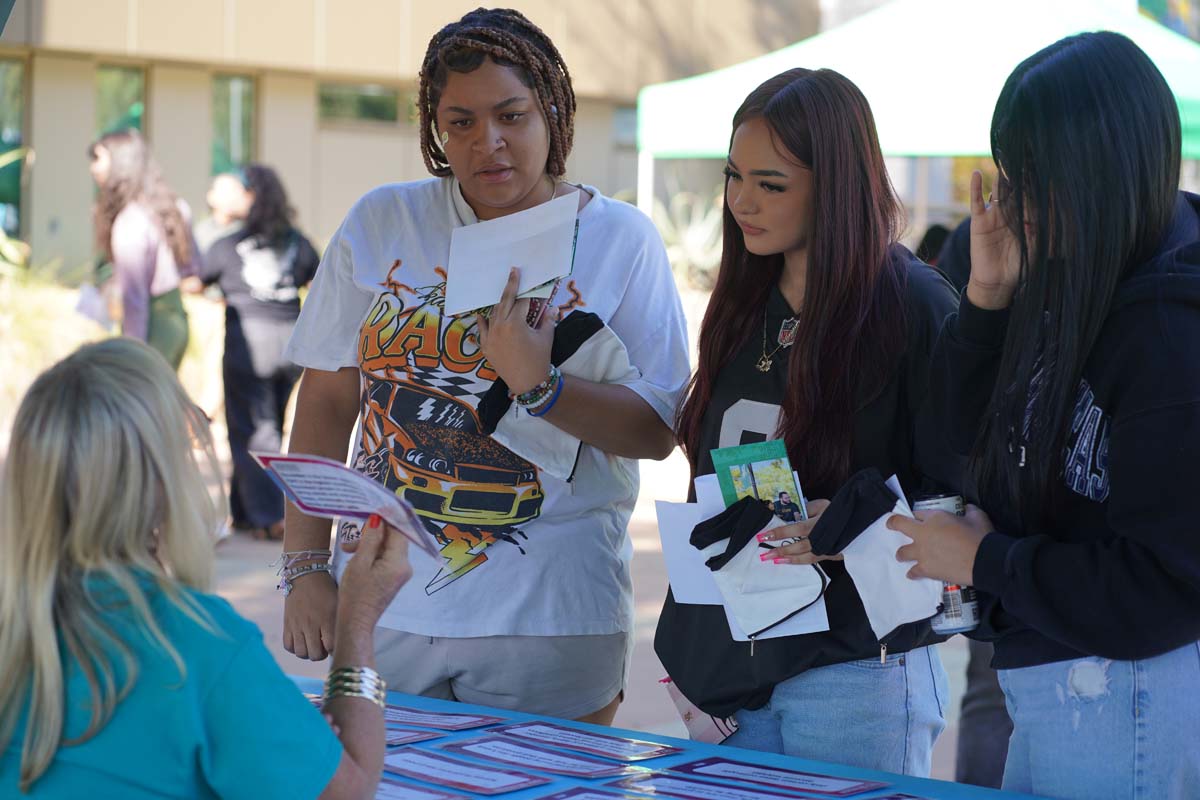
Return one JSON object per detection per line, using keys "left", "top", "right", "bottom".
{"left": 280, "top": 7, "right": 689, "bottom": 725}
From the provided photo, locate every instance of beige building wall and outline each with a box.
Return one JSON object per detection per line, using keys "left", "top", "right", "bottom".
{"left": 312, "top": 122, "right": 421, "bottom": 243}
{"left": 146, "top": 64, "right": 211, "bottom": 224}
{"left": 259, "top": 72, "right": 318, "bottom": 232}
{"left": 28, "top": 52, "right": 95, "bottom": 274}
{"left": 9, "top": 0, "right": 821, "bottom": 259}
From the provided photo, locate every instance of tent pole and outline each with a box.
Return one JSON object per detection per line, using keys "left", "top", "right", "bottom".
{"left": 637, "top": 149, "right": 655, "bottom": 216}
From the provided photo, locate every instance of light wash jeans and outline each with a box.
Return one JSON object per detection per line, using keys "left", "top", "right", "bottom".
{"left": 724, "top": 645, "right": 949, "bottom": 776}
{"left": 998, "top": 641, "right": 1200, "bottom": 799}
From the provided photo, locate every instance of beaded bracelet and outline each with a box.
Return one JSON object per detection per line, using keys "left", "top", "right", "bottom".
{"left": 324, "top": 666, "right": 387, "bottom": 709}
{"left": 278, "top": 562, "right": 333, "bottom": 596}
{"left": 512, "top": 365, "right": 561, "bottom": 408}
{"left": 528, "top": 370, "right": 565, "bottom": 418}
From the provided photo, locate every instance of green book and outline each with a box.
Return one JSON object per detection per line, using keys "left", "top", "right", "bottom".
{"left": 710, "top": 439, "right": 807, "bottom": 522}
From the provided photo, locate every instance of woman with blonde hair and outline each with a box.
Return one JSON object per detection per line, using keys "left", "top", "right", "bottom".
{"left": 0, "top": 338, "right": 413, "bottom": 798}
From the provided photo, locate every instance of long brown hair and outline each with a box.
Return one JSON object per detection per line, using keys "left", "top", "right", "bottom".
{"left": 676, "top": 69, "right": 908, "bottom": 497}
{"left": 90, "top": 129, "right": 192, "bottom": 266}
{"left": 417, "top": 7, "right": 575, "bottom": 179}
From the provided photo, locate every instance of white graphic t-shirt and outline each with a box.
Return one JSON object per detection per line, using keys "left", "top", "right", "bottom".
{"left": 285, "top": 178, "right": 690, "bottom": 637}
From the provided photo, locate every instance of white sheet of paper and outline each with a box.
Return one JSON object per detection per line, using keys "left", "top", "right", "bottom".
{"left": 491, "top": 722, "right": 681, "bottom": 761}
{"left": 610, "top": 774, "right": 798, "bottom": 800}
{"left": 839, "top": 475, "right": 942, "bottom": 640}
{"left": 656, "top": 501, "right": 723, "bottom": 605}
{"left": 438, "top": 736, "right": 634, "bottom": 777}
{"left": 444, "top": 192, "right": 578, "bottom": 316}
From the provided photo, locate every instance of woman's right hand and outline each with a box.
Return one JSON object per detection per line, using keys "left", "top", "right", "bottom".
{"left": 334, "top": 514, "right": 413, "bottom": 636}
{"left": 966, "top": 169, "right": 1021, "bottom": 310}
{"left": 284, "top": 569, "right": 339, "bottom": 661}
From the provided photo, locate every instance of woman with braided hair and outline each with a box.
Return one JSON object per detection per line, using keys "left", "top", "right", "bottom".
{"left": 281, "top": 8, "right": 689, "bottom": 724}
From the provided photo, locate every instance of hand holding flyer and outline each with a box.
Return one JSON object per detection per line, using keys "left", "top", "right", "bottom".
{"left": 252, "top": 452, "right": 437, "bottom": 558}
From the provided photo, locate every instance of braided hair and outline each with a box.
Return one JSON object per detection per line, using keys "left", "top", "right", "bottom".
{"left": 418, "top": 8, "right": 576, "bottom": 179}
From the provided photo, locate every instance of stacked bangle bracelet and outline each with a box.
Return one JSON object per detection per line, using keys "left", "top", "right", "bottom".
{"left": 277, "top": 561, "right": 333, "bottom": 596}
{"left": 324, "top": 666, "right": 387, "bottom": 709}
{"left": 511, "top": 364, "right": 564, "bottom": 417}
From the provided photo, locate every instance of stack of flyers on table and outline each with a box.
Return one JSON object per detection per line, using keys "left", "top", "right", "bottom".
{"left": 251, "top": 452, "right": 438, "bottom": 558}
{"left": 655, "top": 439, "right": 831, "bottom": 642}
{"left": 443, "top": 190, "right": 581, "bottom": 328}
{"left": 608, "top": 757, "right": 894, "bottom": 798}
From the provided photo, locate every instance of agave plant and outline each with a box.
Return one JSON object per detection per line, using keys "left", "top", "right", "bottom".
{"left": 653, "top": 188, "right": 723, "bottom": 290}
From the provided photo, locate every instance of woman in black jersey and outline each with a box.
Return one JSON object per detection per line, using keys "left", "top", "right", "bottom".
{"left": 654, "top": 68, "right": 959, "bottom": 774}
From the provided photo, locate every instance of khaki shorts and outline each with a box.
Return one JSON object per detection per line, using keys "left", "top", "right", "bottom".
{"left": 373, "top": 627, "right": 629, "bottom": 720}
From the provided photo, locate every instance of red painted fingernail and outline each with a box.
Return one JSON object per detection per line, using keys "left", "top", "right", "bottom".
{"left": 367, "top": 513, "right": 381, "bottom": 528}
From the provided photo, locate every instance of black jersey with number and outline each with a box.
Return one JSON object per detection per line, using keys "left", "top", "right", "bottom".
{"left": 655, "top": 249, "right": 963, "bottom": 717}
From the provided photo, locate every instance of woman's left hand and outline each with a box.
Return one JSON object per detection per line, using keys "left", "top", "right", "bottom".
{"left": 887, "top": 505, "right": 994, "bottom": 586}
{"left": 477, "top": 267, "right": 555, "bottom": 395}
{"left": 757, "top": 499, "right": 844, "bottom": 565}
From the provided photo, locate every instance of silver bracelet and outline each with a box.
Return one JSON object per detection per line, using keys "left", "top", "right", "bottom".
{"left": 277, "top": 562, "right": 333, "bottom": 596}
{"left": 324, "top": 666, "right": 387, "bottom": 709}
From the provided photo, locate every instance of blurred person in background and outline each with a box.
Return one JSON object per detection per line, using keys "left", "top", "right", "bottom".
{"left": 190, "top": 164, "right": 319, "bottom": 541}
{"left": 89, "top": 129, "right": 200, "bottom": 371}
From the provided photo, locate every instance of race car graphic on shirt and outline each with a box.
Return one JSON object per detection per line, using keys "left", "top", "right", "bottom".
{"left": 349, "top": 263, "right": 584, "bottom": 594}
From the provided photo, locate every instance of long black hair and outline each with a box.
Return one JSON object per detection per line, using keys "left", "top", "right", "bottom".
{"left": 239, "top": 163, "right": 294, "bottom": 245}
{"left": 973, "top": 31, "right": 1181, "bottom": 526}
{"left": 676, "top": 69, "right": 908, "bottom": 497}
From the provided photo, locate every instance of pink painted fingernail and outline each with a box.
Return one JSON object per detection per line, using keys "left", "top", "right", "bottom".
{"left": 772, "top": 557, "right": 789, "bottom": 565}
{"left": 759, "top": 552, "right": 772, "bottom": 561}
{"left": 756, "top": 533, "right": 770, "bottom": 542}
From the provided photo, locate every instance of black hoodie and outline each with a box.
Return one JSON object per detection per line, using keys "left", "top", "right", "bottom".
{"left": 655, "top": 250, "right": 962, "bottom": 717}
{"left": 931, "top": 191, "right": 1200, "bottom": 670}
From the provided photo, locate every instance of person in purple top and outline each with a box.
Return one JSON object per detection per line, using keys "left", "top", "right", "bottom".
{"left": 90, "top": 129, "right": 200, "bottom": 369}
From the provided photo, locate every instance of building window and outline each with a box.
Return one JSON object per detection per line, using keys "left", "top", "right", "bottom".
{"left": 0, "top": 59, "right": 25, "bottom": 238}
{"left": 318, "top": 83, "right": 400, "bottom": 124}
{"left": 213, "top": 74, "right": 256, "bottom": 174}
{"left": 96, "top": 65, "right": 145, "bottom": 135}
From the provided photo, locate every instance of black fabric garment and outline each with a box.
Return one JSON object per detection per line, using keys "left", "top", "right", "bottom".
{"left": 936, "top": 217, "right": 972, "bottom": 293}
{"left": 931, "top": 191, "right": 1200, "bottom": 669}
{"left": 200, "top": 228, "right": 319, "bottom": 323}
{"left": 654, "top": 249, "right": 962, "bottom": 718}
{"left": 224, "top": 312, "right": 301, "bottom": 527}
{"left": 690, "top": 495, "right": 775, "bottom": 569}
{"left": 806, "top": 468, "right": 901, "bottom": 557}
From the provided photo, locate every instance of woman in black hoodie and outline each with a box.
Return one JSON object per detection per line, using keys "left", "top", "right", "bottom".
{"left": 893, "top": 32, "right": 1200, "bottom": 799}
{"left": 655, "top": 68, "right": 960, "bottom": 775}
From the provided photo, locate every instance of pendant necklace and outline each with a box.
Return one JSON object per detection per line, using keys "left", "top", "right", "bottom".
{"left": 756, "top": 314, "right": 799, "bottom": 372}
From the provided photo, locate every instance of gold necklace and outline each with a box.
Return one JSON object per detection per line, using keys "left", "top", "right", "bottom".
{"left": 755, "top": 314, "right": 798, "bottom": 372}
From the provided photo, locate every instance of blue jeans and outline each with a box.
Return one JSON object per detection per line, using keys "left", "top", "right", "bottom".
{"left": 998, "top": 642, "right": 1200, "bottom": 799}
{"left": 725, "top": 646, "right": 949, "bottom": 776}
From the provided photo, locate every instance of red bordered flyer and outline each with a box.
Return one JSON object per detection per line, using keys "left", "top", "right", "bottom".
{"left": 376, "top": 778, "right": 472, "bottom": 800}
{"left": 533, "top": 788, "right": 650, "bottom": 800}
{"left": 387, "top": 728, "right": 449, "bottom": 746}
{"left": 668, "top": 758, "right": 889, "bottom": 797}
{"left": 437, "top": 735, "right": 642, "bottom": 778}
{"left": 488, "top": 721, "right": 682, "bottom": 761}
{"left": 383, "top": 749, "right": 550, "bottom": 795}
{"left": 251, "top": 452, "right": 437, "bottom": 557}
{"left": 384, "top": 704, "right": 506, "bottom": 731}
{"left": 607, "top": 773, "right": 846, "bottom": 800}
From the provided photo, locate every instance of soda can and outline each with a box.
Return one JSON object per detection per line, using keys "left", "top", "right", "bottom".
{"left": 913, "top": 494, "right": 980, "bottom": 634}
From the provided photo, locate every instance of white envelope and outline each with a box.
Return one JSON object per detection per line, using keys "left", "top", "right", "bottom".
{"left": 444, "top": 191, "right": 578, "bottom": 316}
{"left": 839, "top": 476, "right": 943, "bottom": 641}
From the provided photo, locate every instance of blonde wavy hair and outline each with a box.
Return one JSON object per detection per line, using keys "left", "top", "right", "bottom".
{"left": 0, "top": 338, "right": 224, "bottom": 792}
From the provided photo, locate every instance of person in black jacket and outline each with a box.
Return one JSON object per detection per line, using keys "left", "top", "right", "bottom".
{"left": 194, "top": 164, "right": 320, "bottom": 540}
{"left": 891, "top": 32, "right": 1200, "bottom": 799}
{"left": 655, "top": 68, "right": 960, "bottom": 776}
